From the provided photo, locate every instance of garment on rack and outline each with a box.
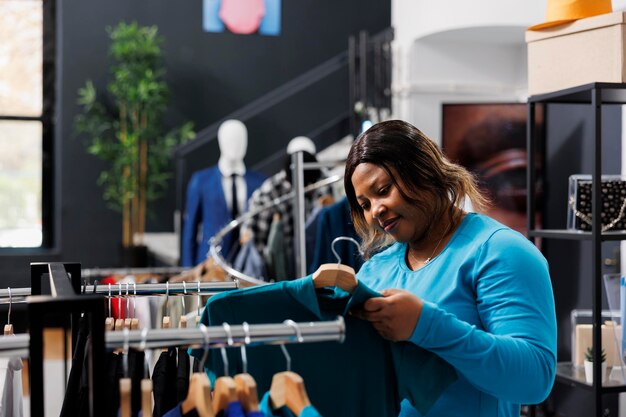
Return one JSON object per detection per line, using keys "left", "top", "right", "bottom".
{"left": 263, "top": 215, "right": 288, "bottom": 280}
{"left": 191, "top": 277, "right": 456, "bottom": 417}
{"left": 243, "top": 170, "right": 293, "bottom": 257}
{"left": 176, "top": 349, "right": 190, "bottom": 405}
{"left": 162, "top": 403, "right": 200, "bottom": 417}
{"left": 233, "top": 239, "right": 267, "bottom": 280}
{"left": 308, "top": 197, "right": 363, "bottom": 274}
{"left": 221, "top": 400, "right": 246, "bottom": 417}
{"left": 0, "top": 356, "right": 23, "bottom": 417}
{"left": 259, "top": 391, "right": 320, "bottom": 417}
{"left": 153, "top": 348, "right": 178, "bottom": 417}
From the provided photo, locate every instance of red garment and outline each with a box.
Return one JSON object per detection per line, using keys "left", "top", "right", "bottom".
{"left": 219, "top": 0, "right": 265, "bottom": 34}
{"left": 101, "top": 276, "right": 126, "bottom": 319}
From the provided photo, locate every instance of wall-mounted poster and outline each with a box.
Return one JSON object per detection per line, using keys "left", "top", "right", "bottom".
{"left": 204, "top": 0, "right": 281, "bottom": 36}
{"left": 441, "top": 103, "right": 543, "bottom": 237}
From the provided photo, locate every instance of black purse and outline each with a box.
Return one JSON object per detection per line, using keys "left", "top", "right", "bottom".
{"left": 567, "top": 175, "right": 626, "bottom": 232}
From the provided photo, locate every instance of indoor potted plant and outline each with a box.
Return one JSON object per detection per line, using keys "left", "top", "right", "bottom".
{"left": 584, "top": 346, "right": 607, "bottom": 384}
{"left": 75, "top": 21, "right": 194, "bottom": 266}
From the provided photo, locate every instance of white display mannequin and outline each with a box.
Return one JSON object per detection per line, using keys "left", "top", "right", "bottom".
{"left": 181, "top": 119, "right": 266, "bottom": 266}
{"left": 217, "top": 119, "right": 248, "bottom": 214}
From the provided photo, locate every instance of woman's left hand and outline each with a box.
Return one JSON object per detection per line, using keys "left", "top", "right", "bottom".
{"left": 352, "top": 289, "right": 423, "bottom": 341}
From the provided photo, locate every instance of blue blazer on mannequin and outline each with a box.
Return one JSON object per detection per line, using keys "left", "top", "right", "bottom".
{"left": 181, "top": 166, "right": 266, "bottom": 266}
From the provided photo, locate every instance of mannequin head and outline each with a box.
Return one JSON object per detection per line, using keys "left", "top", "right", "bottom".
{"left": 287, "top": 136, "right": 316, "bottom": 156}
{"left": 218, "top": 119, "right": 248, "bottom": 163}
{"left": 284, "top": 136, "right": 322, "bottom": 186}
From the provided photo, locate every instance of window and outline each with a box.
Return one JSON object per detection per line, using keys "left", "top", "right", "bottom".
{"left": 0, "top": 0, "right": 53, "bottom": 248}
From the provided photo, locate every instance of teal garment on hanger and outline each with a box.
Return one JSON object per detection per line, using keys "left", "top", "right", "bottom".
{"left": 190, "top": 277, "right": 456, "bottom": 417}
{"left": 258, "top": 391, "right": 321, "bottom": 417}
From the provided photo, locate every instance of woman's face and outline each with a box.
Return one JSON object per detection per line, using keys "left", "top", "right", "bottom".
{"left": 351, "top": 162, "right": 433, "bottom": 244}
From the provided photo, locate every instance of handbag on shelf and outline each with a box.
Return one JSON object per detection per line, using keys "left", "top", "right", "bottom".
{"left": 567, "top": 175, "right": 626, "bottom": 232}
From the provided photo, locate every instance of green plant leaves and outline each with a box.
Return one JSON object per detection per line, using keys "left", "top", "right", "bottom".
{"left": 73, "top": 21, "right": 195, "bottom": 245}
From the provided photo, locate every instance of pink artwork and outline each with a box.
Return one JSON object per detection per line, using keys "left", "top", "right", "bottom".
{"left": 220, "top": 0, "right": 266, "bottom": 34}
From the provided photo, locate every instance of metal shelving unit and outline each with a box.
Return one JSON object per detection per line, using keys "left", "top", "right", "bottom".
{"left": 528, "top": 82, "right": 626, "bottom": 417}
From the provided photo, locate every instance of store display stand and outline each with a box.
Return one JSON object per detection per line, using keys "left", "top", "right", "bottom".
{"left": 528, "top": 82, "right": 626, "bottom": 416}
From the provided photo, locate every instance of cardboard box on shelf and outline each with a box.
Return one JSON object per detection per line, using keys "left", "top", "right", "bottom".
{"left": 574, "top": 323, "right": 622, "bottom": 367}
{"left": 526, "top": 11, "right": 626, "bottom": 96}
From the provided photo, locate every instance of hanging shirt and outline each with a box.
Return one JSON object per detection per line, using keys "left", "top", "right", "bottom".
{"left": 190, "top": 277, "right": 456, "bottom": 417}
{"left": 153, "top": 348, "right": 178, "bottom": 417}
{"left": 0, "top": 356, "right": 23, "bottom": 417}
{"left": 259, "top": 391, "right": 321, "bottom": 417}
{"left": 357, "top": 213, "right": 557, "bottom": 417}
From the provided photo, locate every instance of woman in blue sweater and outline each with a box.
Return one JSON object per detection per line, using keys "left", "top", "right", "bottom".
{"left": 347, "top": 120, "right": 556, "bottom": 417}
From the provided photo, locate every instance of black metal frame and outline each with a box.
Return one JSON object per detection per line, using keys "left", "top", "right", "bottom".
{"left": 29, "top": 262, "right": 105, "bottom": 417}
{"left": 527, "top": 82, "right": 626, "bottom": 417}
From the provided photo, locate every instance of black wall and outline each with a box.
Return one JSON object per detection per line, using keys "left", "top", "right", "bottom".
{"left": 0, "top": 0, "right": 390, "bottom": 288}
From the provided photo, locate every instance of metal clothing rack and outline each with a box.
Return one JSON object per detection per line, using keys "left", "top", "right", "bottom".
{"left": 209, "top": 153, "right": 345, "bottom": 284}
{"left": 26, "top": 262, "right": 345, "bottom": 417}
{"left": 0, "top": 281, "right": 239, "bottom": 306}
{"left": 0, "top": 317, "right": 344, "bottom": 357}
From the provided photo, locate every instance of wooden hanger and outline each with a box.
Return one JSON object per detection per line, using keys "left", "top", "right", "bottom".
{"left": 138, "top": 328, "right": 153, "bottom": 417}
{"left": 119, "top": 328, "right": 132, "bottom": 417}
{"left": 312, "top": 237, "right": 363, "bottom": 292}
{"left": 119, "top": 378, "right": 132, "bottom": 417}
{"left": 105, "top": 284, "right": 115, "bottom": 331}
{"left": 182, "top": 324, "right": 215, "bottom": 417}
{"left": 312, "top": 264, "right": 357, "bottom": 292}
{"left": 235, "top": 373, "right": 259, "bottom": 412}
{"left": 269, "top": 371, "right": 311, "bottom": 416}
{"left": 4, "top": 287, "right": 13, "bottom": 335}
{"left": 141, "top": 379, "right": 153, "bottom": 417}
{"left": 182, "top": 373, "right": 214, "bottom": 417}
{"left": 234, "top": 321, "right": 259, "bottom": 412}
{"left": 212, "top": 376, "right": 238, "bottom": 414}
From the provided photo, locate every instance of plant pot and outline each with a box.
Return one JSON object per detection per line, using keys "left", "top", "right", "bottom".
{"left": 584, "top": 360, "right": 607, "bottom": 384}
{"left": 119, "top": 245, "right": 148, "bottom": 267}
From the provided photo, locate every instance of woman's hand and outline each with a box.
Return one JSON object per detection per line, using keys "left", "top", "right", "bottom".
{"left": 352, "top": 289, "right": 423, "bottom": 341}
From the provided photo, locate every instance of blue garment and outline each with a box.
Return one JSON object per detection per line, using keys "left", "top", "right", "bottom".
{"left": 190, "top": 277, "right": 456, "bottom": 417}
{"left": 162, "top": 402, "right": 200, "bottom": 417}
{"left": 246, "top": 411, "right": 265, "bottom": 417}
{"left": 222, "top": 401, "right": 246, "bottom": 417}
{"left": 233, "top": 239, "right": 267, "bottom": 280}
{"left": 182, "top": 166, "right": 265, "bottom": 266}
{"left": 357, "top": 213, "right": 557, "bottom": 417}
{"left": 259, "top": 391, "right": 321, "bottom": 417}
{"left": 308, "top": 197, "right": 363, "bottom": 274}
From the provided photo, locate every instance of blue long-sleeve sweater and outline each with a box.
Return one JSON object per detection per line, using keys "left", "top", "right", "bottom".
{"left": 357, "top": 213, "right": 557, "bottom": 417}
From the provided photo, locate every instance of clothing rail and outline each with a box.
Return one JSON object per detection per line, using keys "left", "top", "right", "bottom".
{"left": 82, "top": 266, "right": 187, "bottom": 278}
{"left": 0, "top": 282, "right": 238, "bottom": 301}
{"left": 0, "top": 317, "right": 344, "bottom": 358}
{"left": 209, "top": 172, "right": 344, "bottom": 286}
{"left": 106, "top": 317, "right": 344, "bottom": 349}
{"left": 0, "top": 334, "right": 29, "bottom": 358}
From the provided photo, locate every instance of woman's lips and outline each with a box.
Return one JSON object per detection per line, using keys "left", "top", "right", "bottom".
{"left": 382, "top": 217, "right": 399, "bottom": 232}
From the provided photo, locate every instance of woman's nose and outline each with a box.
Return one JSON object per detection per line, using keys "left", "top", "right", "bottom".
{"left": 372, "top": 201, "right": 386, "bottom": 219}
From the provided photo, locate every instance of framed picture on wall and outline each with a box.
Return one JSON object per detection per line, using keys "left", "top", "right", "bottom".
{"left": 441, "top": 103, "right": 544, "bottom": 236}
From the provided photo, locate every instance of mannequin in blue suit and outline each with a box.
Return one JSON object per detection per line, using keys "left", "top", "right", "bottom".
{"left": 181, "top": 120, "right": 266, "bottom": 266}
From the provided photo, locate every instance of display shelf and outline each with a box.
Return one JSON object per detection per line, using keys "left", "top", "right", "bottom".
{"left": 528, "top": 82, "right": 626, "bottom": 104}
{"left": 527, "top": 82, "right": 626, "bottom": 416}
{"left": 556, "top": 362, "right": 626, "bottom": 394}
{"left": 528, "top": 229, "right": 626, "bottom": 241}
